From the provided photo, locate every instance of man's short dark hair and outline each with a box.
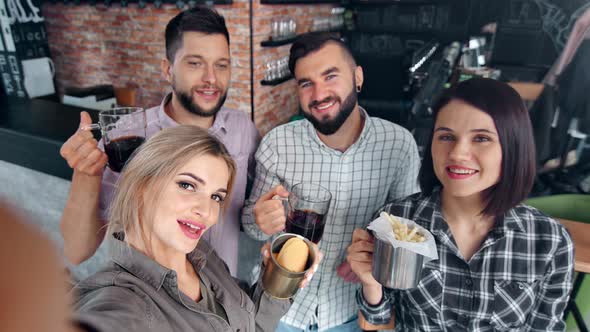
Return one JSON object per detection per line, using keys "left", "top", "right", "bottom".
{"left": 419, "top": 78, "right": 536, "bottom": 217}
{"left": 288, "top": 32, "right": 356, "bottom": 75}
{"left": 165, "top": 6, "right": 230, "bottom": 63}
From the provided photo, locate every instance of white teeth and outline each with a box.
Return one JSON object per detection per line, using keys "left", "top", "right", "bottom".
{"left": 180, "top": 221, "right": 201, "bottom": 230}
{"left": 200, "top": 91, "right": 215, "bottom": 95}
{"left": 449, "top": 168, "right": 476, "bottom": 175}
{"left": 316, "top": 101, "right": 335, "bottom": 110}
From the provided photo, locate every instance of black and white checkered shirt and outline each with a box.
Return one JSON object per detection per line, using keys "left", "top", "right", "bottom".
{"left": 357, "top": 190, "right": 575, "bottom": 331}
{"left": 242, "top": 108, "right": 421, "bottom": 330}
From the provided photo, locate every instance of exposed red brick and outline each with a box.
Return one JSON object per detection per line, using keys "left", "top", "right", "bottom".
{"left": 42, "top": 1, "right": 337, "bottom": 135}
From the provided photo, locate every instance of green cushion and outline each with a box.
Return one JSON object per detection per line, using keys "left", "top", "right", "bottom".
{"left": 526, "top": 194, "right": 590, "bottom": 223}
{"left": 526, "top": 194, "right": 590, "bottom": 330}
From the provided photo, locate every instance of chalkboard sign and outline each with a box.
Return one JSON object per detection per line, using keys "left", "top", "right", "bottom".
{"left": 0, "top": 0, "right": 52, "bottom": 98}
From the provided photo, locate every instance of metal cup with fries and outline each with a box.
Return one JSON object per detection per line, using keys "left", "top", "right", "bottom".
{"left": 367, "top": 211, "right": 438, "bottom": 289}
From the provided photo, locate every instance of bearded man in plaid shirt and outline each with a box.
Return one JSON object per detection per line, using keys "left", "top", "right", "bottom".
{"left": 241, "top": 32, "right": 421, "bottom": 331}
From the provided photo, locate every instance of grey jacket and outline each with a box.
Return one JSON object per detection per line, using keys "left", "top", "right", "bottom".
{"left": 73, "top": 233, "right": 291, "bottom": 332}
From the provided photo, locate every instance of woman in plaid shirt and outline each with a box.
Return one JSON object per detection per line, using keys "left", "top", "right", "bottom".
{"left": 347, "top": 78, "right": 575, "bottom": 331}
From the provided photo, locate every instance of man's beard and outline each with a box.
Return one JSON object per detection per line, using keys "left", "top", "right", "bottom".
{"left": 303, "top": 85, "right": 357, "bottom": 136}
{"left": 173, "top": 80, "right": 227, "bottom": 118}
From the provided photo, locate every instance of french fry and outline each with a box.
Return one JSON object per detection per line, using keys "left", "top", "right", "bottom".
{"left": 380, "top": 211, "right": 425, "bottom": 243}
{"left": 406, "top": 226, "right": 419, "bottom": 242}
{"left": 401, "top": 223, "right": 408, "bottom": 240}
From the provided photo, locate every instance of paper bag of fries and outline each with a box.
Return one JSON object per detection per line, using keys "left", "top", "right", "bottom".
{"left": 367, "top": 211, "right": 438, "bottom": 262}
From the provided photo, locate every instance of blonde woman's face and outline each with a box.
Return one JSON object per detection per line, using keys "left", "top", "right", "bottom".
{"left": 147, "top": 154, "right": 230, "bottom": 254}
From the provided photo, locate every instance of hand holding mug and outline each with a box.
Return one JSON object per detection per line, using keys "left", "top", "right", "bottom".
{"left": 60, "top": 112, "right": 108, "bottom": 177}
{"left": 81, "top": 107, "right": 147, "bottom": 173}
{"left": 346, "top": 229, "right": 380, "bottom": 288}
{"left": 253, "top": 185, "right": 289, "bottom": 236}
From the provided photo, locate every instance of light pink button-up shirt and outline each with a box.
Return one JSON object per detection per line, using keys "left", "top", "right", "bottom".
{"left": 99, "top": 94, "right": 260, "bottom": 276}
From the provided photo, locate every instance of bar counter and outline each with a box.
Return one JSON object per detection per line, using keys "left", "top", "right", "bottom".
{"left": 0, "top": 97, "right": 98, "bottom": 180}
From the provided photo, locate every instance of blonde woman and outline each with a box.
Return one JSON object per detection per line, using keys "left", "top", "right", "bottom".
{"left": 73, "top": 125, "right": 320, "bottom": 332}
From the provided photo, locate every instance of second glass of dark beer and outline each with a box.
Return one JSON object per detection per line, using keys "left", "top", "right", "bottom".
{"left": 285, "top": 183, "right": 332, "bottom": 243}
{"left": 84, "top": 107, "right": 146, "bottom": 173}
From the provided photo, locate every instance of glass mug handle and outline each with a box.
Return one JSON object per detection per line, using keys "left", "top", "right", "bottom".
{"left": 272, "top": 194, "right": 289, "bottom": 211}
{"left": 81, "top": 123, "right": 101, "bottom": 132}
{"left": 271, "top": 195, "right": 288, "bottom": 201}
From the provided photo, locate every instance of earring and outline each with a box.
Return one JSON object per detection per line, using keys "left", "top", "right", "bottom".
{"left": 356, "top": 85, "right": 361, "bottom": 93}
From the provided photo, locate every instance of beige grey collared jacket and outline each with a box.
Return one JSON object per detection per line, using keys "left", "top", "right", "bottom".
{"left": 73, "top": 233, "right": 290, "bottom": 332}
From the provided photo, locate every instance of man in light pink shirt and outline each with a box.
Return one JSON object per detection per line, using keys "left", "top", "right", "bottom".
{"left": 59, "top": 7, "right": 259, "bottom": 276}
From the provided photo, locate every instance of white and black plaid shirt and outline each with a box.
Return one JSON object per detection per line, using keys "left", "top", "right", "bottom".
{"left": 358, "top": 190, "right": 575, "bottom": 331}
{"left": 242, "top": 108, "right": 421, "bottom": 331}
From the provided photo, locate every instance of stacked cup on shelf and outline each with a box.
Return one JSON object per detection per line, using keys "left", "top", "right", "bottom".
{"left": 271, "top": 17, "right": 296, "bottom": 41}
{"left": 310, "top": 8, "right": 345, "bottom": 33}
{"left": 264, "top": 56, "right": 290, "bottom": 83}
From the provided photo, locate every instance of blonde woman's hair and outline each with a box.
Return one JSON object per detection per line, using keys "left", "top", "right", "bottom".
{"left": 106, "top": 125, "right": 236, "bottom": 254}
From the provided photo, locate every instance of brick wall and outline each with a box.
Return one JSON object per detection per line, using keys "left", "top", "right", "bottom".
{"left": 42, "top": 1, "right": 336, "bottom": 135}
{"left": 251, "top": 2, "right": 337, "bottom": 134}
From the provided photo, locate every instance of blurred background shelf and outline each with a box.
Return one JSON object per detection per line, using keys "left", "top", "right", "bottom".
{"left": 261, "top": 36, "right": 298, "bottom": 47}
{"left": 260, "top": 75, "right": 294, "bottom": 86}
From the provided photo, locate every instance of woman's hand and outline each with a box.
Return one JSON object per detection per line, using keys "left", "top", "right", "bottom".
{"left": 261, "top": 242, "right": 272, "bottom": 267}
{"left": 347, "top": 229, "right": 383, "bottom": 304}
{"left": 299, "top": 242, "right": 322, "bottom": 288}
{"left": 347, "top": 229, "right": 380, "bottom": 288}
{"left": 260, "top": 241, "right": 323, "bottom": 289}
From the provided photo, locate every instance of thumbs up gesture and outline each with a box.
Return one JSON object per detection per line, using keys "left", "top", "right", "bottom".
{"left": 59, "top": 112, "right": 108, "bottom": 176}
